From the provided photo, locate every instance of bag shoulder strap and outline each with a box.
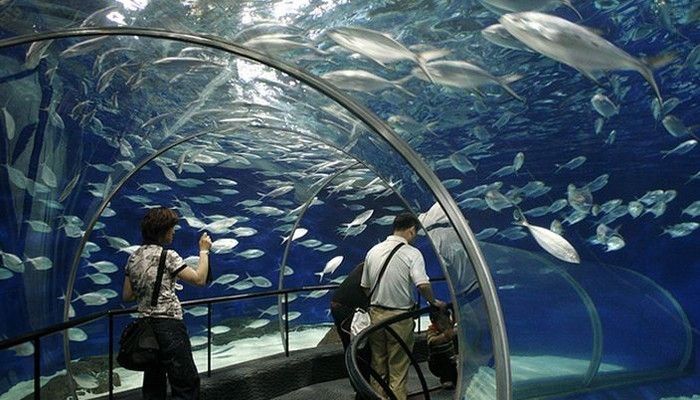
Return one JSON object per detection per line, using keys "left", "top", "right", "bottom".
{"left": 368, "top": 243, "right": 405, "bottom": 300}
{"left": 150, "top": 248, "right": 168, "bottom": 308}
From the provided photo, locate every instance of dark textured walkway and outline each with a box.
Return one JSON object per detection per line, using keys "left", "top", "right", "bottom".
{"left": 272, "top": 361, "right": 456, "bottom": 400}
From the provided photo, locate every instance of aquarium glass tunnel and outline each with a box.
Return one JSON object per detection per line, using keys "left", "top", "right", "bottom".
{"left": 0, "top": 1, "right": 698, "bottom": 399}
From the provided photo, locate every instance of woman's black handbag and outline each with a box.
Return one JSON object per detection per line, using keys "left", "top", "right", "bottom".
{"left": 117, "top": 248, "right": 167, "bottom": 371}
{"left": 117, "top": 318, "right": 159, "bottom": 370}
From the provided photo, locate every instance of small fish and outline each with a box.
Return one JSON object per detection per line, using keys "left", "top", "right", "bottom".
{"left": 281, "top": 228, "right": 308, "bottom": 244}
{"left": 555, "top": 156, "right": 586, "bottom": 173}
{"left": 316, "top": 256, "right": 344, "bottom": 282}
{"left": 662, "top": 115, "right": 697, "bottom": 138}
{"left": 236, "top": 249, "right": 265, "bottom": 259}
{"left": 321, "top": 70, "right": 414, "bottom": 96}
{"left": 302, "top": 289, "right": 330, "bottom": 299}
{"left": 567, "top": 184, "right": 593, "bottom": 213}
{"left": 475, "top": 227, "right": 499, "bottom": 240}
{"left": 81, "top": 272, "right": 111, "bottom": 285}
{"left": 605, "top": 234, "right": 626, "bottom": 252}
{"left": 184, "top": 306, "right": 209, "bottom": 317}
{"left": 209, "top": 273, "right": 240, "bottom": 287}
{"left": 233, "top": 227, "right": 258, "bottom": 237}
{"left": 514, "top": 209, "right": 580, "bottom": 264}
{"left": 682, "top": 201, "right": 700, "bottom": 218}
{"left": 228, "top": 280, "right": 254, "bottom": 291}
{"left": 591, "top": 93, "right": 619, "bottom": 118}
{"left": 523, "top": 205, "right": 551, "bottom": 218}
{"left": 298, "top": 239, "right": 323, "bottom": 248}
{"left": 210, "top": 325, "right": 231, "bottom": 335}
{"left": 485, "top": 190, "right": 513, "bottom": 212}
{"left": 661, "top": 139, "right": 697, "bottom": 158}
{"left": 550, "top": 219, "right": 564, "bottom": 235}
{"left": 344, "top": 209, "right": 374, "bottom": 228}
{"left": 0, "top": 268, "right": 13, "bottom": 280}
{"left": 513, "top": 152, "right": 525, "bottom": 171}
{"left": 585, "top": 174, "right": 610, "bottom": 192}
{"left": 315, "top": 244, "right": 338, "bottom": 252}
{"left": 68, "top": 327, "right": 88, "bottom": 342}
{"left": 663, "top": 222, "right": 699, "bottom": 238}
{"left": 25, "top": 256, "right": 53, "bottom": 271}
{"left": 449, "top": 153, "right": 477, "bottom": 174}
{"left": 242, "top": 273, "right": 271, "bottom": 288}
{"left": 211, "top": 238, "right": 239, "bottom": 254}
{"left": 497, "top": 227, "right": 528, "bottom": 240}
{"left": 548, "top": 199, "right": 569, "bottom": 213}
{"left": 244, "top": 319, "right": 270, "bottom": 329}
{"left": 628, "top": 201, "right": 644, "bottom": 218}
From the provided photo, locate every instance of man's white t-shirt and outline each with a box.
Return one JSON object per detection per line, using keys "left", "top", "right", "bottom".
{"left": 361, "top": 235, "right": 430, "bottom": 310}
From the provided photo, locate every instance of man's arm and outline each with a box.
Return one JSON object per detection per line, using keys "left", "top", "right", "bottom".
{"left": 417, "top": 283, "right": 446, "bottom": 309}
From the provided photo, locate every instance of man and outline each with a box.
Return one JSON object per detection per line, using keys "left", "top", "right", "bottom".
{"left": 330, "top": 262, "right": 372, "bottom": 399}
{"left": 361, "top": 213, "right": 445, "bottom": 400}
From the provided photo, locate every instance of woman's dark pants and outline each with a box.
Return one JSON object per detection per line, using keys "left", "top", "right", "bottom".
{"left": 142, "top": 318, "right": 200, "bottom": 400}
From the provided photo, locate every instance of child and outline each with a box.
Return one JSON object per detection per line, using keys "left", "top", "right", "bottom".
{"left": 426, "top": 307, "right": 458, "bottom": 389}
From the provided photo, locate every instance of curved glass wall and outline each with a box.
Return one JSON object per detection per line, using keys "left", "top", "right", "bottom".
{"left": 1, "top": 1, "right": 699, "bottom": 400}
{"left": 0, "top": 31, "right": 499, "bottom": 399}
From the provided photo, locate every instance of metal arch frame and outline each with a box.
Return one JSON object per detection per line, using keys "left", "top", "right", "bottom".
{"left": 0, "top": 27, "right": 512, "bottom": 400}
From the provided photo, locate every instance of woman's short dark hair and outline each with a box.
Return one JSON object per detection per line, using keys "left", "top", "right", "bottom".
{"left": 141, "top": 207, "right": 179, "bottom": 244}
{"left": 393, "top": 212, "right": 419, "bottom": 232}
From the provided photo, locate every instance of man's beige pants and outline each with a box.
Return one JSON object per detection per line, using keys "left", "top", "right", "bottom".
{"left": 368, "top": 307, "right": 415, "bottom": 400}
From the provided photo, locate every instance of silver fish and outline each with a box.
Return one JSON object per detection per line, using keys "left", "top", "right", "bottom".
{"left": 591, "top": 93, "right": 619, "bottom": 118}
{"left": 321, "top": 70, "right": 414, "bottom": 96}
{"left": 413, "top": 60, "right": 524, "bottom": 102}
{"left": 500, "top": 12, "right": 667, "bottom": 103}
{"left": 555, "top": 156, "right": 586, "bottom": 173}
{"left": 480, "top": 0, "right": 581, "bottom": 19}
{"left": 663, "top": 222, "right": 699, "bottom": 238}
{"left": 661, "top": 139, "right": 697, "bottom": 158}
{"left": 514, "top": 209, "right": 580, "bottom": 263}
{"left": 327, "top": 26, "right": 439, "bottom": 84}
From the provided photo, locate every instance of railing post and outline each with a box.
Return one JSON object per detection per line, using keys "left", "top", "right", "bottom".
{"left": 109, "top": 313, "right": 114, "bottom": 399}
{"left": 207, "top": 303, "right": 212, "bottom": 377}
{"left": 33, "top": 337, "right": 40, "bottom": 400}
{"left": 284, "top": 292, "right": 289, "bottom": 357}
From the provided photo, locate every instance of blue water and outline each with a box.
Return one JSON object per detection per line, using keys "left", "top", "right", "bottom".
{"left": 0, "top": 0, "right": 699, "bottom": 399}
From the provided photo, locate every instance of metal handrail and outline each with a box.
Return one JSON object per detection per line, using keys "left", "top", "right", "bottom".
{"left": 346, "top": 304, "right": 440, "bottom": 400}
{"left": 1, "top": 278, "right": 448, "bottom": 399}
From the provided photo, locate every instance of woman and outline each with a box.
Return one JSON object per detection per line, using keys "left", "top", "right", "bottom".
{"left": 122, "top": 207, "right": 212, "bottom": 400}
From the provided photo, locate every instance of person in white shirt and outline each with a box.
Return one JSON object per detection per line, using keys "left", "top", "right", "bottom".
{"left": 361, "top": 213, "right": 445, "bottom": 400}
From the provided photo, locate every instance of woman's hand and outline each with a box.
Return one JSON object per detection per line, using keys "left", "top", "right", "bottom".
{"left": 199, "top": 232, "right": 212, "bottom": 251}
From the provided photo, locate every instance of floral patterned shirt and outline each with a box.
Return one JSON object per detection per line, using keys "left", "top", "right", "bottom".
{"left": 125, "top": 245, "right": 187, "bottom": 319}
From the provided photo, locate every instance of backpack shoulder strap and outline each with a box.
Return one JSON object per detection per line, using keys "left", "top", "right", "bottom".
{"left": 150, "top": 248, "right": 168, "bottom": 308}
{"left": 368, "top": 243, "right": 405, "bottom": 300}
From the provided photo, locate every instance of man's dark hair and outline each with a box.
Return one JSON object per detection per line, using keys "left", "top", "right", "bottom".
{"left": 392, "top": 212, "right": 419, "bottom": 232}
{"left": 141, "top": 207, "right": 179, "bottom": 244}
